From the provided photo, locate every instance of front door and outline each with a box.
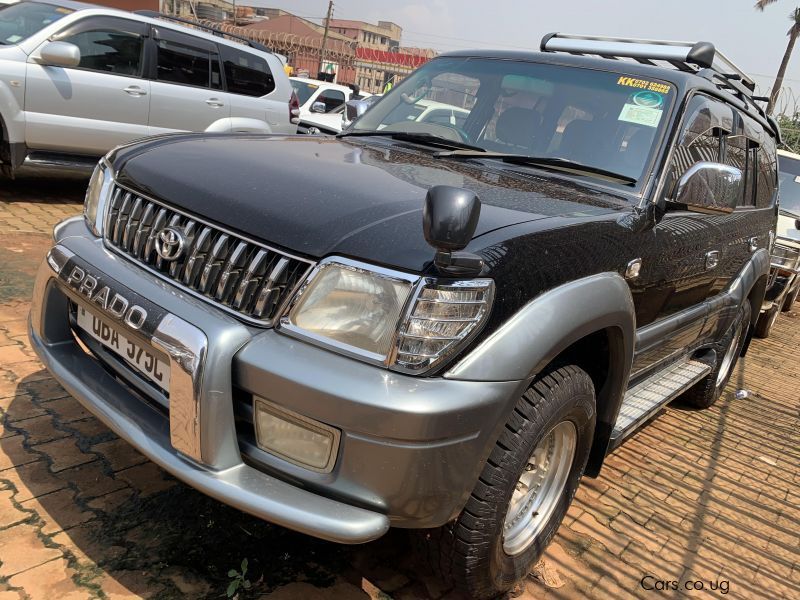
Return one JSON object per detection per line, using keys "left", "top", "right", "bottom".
{"left": 24, "top": 16, "right": 150, "bottom": 155}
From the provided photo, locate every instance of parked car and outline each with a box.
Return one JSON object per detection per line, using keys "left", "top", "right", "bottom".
{"left": 755, "top": 149, "right": 800, "bottom": 334}
{"left": 31, "top": 34, "right": 779, "bottom": 599}
{"left": 0, "top": 1, "right": 295, "bottom": 177}
{"left": 290, "top": 76, "right": 368, "bottom": 134}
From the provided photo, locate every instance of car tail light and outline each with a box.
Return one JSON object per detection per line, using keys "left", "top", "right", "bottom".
{"left": 289, "top": 90, "right": 300, "bottom": 125}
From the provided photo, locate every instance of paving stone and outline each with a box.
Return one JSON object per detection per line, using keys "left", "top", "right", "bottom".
{"left": 32, "top": 436, "right": 95, "bottom": 472}
{"left": 21, "top": 488, "right": 94, "bottom": 535}
{"left": 92, "top": 438, "right": 147, "bottom": 473}
{"left": 0, "top": 488, "right": 30, "bottom": 528}
{"left": 7, "top": 557, "right": 88, "bottom": 600}
{"left": 0, "top": 433, "right": 40, "bottom": 471}
{"left": 1, "top": 459, "right": 68, "bottom": 502}
{"left": 0, "top": 524, "right": 63, "bottom": 577}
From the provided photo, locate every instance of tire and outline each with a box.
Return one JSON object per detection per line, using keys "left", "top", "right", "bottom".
{"left": 754, "top": 303, "right": 779, "bottom": 339}
{"left": 781, "top": 283, "right": 800, "bottom": 312}
{"left": 684, "top": 300, "right": 750, "bottom": 408}
{"left": 420, "top": 365, "right": 596, "bottom": 600}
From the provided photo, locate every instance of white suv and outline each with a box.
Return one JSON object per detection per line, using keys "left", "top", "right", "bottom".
{"left": 0, "top": 1, "right": 296, "bottom": 176}
{"left": 290, "top": 77, "right": 369, "bottom": 134}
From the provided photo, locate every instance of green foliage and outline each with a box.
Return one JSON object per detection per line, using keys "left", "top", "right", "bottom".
{"left": 778, "top": 113, "right": 800, "bottom": 152}
{"left": 226, "top": 558, "right": 251, "bottom": 598}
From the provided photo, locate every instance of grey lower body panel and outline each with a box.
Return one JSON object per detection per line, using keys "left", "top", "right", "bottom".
{"left": 29, "top": 218, "right": 523, "bottom": 538}
{"left": 30, "top": 322, "right": 389, "bottom": 543}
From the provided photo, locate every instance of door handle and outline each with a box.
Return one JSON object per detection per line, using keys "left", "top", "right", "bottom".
{"left": 705, "top": 250, "right": 720, "bottom": 270}
{"left": 748, "top": 236, "right": 759, "bottom": 252}
{"left": 206, "top": 98, "right": 224, "bottom": 108}
{"left": 123, "top": 86, "right": 147, "bottom": 96}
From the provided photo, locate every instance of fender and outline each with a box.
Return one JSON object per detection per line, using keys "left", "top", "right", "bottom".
{"left": 446, "top": 272, "right": 635, "bottom": 384}
{"left": 205, "top": 118, "right": 274, "bottom": 134}
{"left": 446, "top": 273, "right": 635, "bottom": 477}
{"left": 0, "top": 73, "right": 27, "bottom": 169}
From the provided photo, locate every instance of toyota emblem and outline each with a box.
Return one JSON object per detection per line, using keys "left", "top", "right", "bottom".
{"left": 155, "top": 226, "right": 187, "bottom": 261}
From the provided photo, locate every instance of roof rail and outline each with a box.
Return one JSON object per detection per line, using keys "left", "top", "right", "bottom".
{"left": 134, "top": 10, "right": 271, "bottom": 53}
{"left": 540, "top": 33, "right": 756, "bottom": 93}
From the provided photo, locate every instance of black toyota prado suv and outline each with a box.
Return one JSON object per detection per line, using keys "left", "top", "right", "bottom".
{"left": 30, "top": 33, "right": 780, "bottom": 599}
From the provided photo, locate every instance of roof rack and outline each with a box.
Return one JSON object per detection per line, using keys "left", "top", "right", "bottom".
{"left": 134, "top": 10, "right": 271, "bottom": 53}
{"left": 540, "top": 33, "right": 756, "bottom": 94}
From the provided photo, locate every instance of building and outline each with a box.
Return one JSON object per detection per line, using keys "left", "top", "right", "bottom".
{"left": 328, "top": 18, "right": 435, "bottom": 94}
{"left": 241, "top": 14, "right": 357, "bottom": 84}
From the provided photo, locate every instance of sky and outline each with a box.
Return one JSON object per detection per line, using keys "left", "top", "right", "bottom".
{"left": 246, "top": 0, "right": 800, "bottom": 113}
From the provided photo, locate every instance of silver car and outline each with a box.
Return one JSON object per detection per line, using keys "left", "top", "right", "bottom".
{"left": 0, "top": 0, "right": 295, "bottom": 176}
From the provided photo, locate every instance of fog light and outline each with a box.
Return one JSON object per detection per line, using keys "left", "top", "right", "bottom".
{"left": 253, "top": 398, "right": 339, "bottom": 472}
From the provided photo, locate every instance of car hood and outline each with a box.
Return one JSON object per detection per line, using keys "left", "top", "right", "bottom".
{"left": 113, "top": 134, "right": 631, "bottom": 272}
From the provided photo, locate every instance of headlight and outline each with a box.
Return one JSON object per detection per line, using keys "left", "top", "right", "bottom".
{"left": 282, "top": 261, "right": 414, "bottom": 361}
{"left": 83, "top": 159, "right": 114, "bottom": 236}
{"left": 771, "top": 241, "right": 800, "bottom": 272}
{"left": 280, "top": 258, "right": 494, "bottom": 374}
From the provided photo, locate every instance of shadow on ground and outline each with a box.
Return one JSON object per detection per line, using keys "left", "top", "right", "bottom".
{"left": 2, "top": 371, "right": 454, "bottom": 599}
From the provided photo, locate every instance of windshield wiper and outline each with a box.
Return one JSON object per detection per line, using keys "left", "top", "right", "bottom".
{"left": 338, "top": 130, "right": 487, "bottom": 152}
{"left": 434, "top": 150, "right": 637, "bottom": 185}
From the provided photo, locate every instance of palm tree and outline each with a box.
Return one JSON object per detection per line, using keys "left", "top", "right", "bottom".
{"left": 757, "top": 1, "right": 800, "bottom": 114}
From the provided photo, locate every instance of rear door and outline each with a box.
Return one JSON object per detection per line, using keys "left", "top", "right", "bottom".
{"left": 148, "top": 27, "right": 229, "bottom": 134}
{"left": 219, "top": 44, "right": 290, "bottom": 133}
{"left": 24, "top": 16, "right": 150, "bottom": 155}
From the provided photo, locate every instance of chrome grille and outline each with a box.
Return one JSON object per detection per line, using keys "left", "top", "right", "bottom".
{"left": 103, "top": 185, "right": 314, "bottom": 325}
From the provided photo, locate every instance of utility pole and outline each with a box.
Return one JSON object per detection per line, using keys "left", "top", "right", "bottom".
{"left": 319, "top": 1, "right": 334, "bottom": 78}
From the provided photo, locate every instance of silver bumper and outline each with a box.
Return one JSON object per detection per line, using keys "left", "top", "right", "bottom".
{"left": 29, "top": 233, "right": 389, "bottom": 544}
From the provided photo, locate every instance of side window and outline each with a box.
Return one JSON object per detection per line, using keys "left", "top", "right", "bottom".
{"left": 155, "top": 30, "right": 217, "bottom": 89}
{"left": 219, "top": 45, "right": 275, "bottom": 97}
{"left": 316, "top": 89, "right": 346, "bottom": 112}
{"left": 668, "top": 95, "right": 729, "bottom": 184}
{"left": 53, "top": 17, "right": 145, "bottom": 77}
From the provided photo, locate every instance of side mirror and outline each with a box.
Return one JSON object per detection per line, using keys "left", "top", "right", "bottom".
{"left": 37, "top": 41, "right": 81, "bottom": 68}
{"left": 310, "top": 101, "right": 327, "bottom": 114}
{"left": 672, "top": 162, "right": 743, "bottom": 214}
{"left": 345, "top": 99, "right": 370, "bottom": 122}
{"left": 423, "top": 185, "right": 484, "bottom": 276}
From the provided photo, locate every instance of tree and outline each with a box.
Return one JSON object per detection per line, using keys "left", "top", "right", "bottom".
{"left": 778, "top": 112, "right": 800, "bottom": 151}
{"left": 757, "top": 1, "right": 800, "bottom": 115}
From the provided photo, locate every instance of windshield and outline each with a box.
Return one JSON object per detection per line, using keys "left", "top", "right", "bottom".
{"left": 778, "top": 154, "right": 800, "bottom": 215}
{"left": 352, "top": 57, "right": 676, "bottom": 183}
{"left": 290, "top": 79, "right": 319, "bottom": 106}
{"left": 0, "top": 2, "right": 72, "bottom": 45}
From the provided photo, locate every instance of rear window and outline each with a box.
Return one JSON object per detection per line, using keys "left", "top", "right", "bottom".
{"left": 156, "top": 37, "right": 217, "bottom": 88}
{"left": 220, "top": 45, "right": 275, "bottom": 97}
{"left": 291, "top": 80, "right": 319, "bottom": 106}
{"left": 0, "top": 2, "right": 73, "bottom": 45}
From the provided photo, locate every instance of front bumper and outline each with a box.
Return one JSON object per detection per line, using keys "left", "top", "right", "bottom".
{"left": 29, "top": 218, "right": 522, "bottom": 541}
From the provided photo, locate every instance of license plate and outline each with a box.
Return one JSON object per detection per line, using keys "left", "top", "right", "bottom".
{"left": 76, "top": 305, "right": 170, "bottom": 391}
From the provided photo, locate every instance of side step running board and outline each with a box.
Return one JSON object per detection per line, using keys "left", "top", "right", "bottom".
{"left": 610, "top": 358, "right": 711, "bottom": 447}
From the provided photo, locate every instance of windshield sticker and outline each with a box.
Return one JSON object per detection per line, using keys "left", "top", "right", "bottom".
{"left": 55, "top": 7, "right": 74, "bottom": 14}
{"left": 6, "top": 35, "right": 21, "bottom": 43}
{"left": 619, "top": 104, "right": 663, "bottom": 128}
{"left": 795, "top": 176, "right": 800, "bottom": 184}
{"left": 617, "top": 76, "right": 671, "bottom": 95}
{"left": 631, "top": 90, "right": 664, "bottom": 109}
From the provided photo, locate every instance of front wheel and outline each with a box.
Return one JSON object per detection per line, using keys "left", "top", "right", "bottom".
{"left": 422, "top": 365, "right": 596, "bottom": 600}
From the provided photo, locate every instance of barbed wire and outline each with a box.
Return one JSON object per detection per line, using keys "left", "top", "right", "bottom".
{"left": 193, "top": 19, "right": 434, "bottom": 72}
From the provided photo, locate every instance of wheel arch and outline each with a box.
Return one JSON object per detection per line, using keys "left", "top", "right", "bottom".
{"left": 445, "top": 272, "right": 636, "bottom": 477}
{"left": 204, "top": 117, "right": 274, "bottom": 134}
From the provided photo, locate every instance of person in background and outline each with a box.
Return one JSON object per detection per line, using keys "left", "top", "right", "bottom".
{"left": 283, "top": 63, "right": 293, "bottom": 77}
{"left": 383, "top": 78, "right": 393, "bottom": 93}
